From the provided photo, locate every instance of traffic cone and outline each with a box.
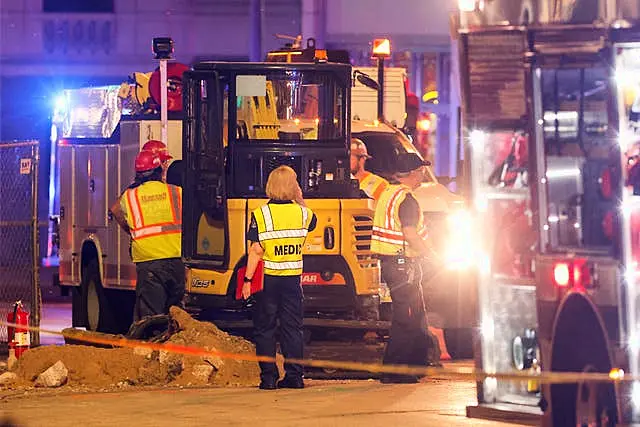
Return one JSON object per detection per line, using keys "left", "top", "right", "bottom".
{"left": 429, "top": 326, "right": 452, "bottom": 360}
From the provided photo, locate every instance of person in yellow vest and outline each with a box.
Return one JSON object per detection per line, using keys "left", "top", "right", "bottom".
{"left": 350, "top": 138, "right": 388, "bottom": 205}
{"left": 110, "top": 150, "right": 184, "bottom": 322}
{"left": 371, "top": 152, "right": 435, "bottom": 384}
{"left": 242, "top": 166, "right": 317, "bottom": 390}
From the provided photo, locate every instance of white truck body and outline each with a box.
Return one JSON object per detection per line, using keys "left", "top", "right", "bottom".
{"left": 352, "top": 67, "right": 407, "bottom": 129}
{"left": 55, "top": 88, "right": 182, "bottom": 291}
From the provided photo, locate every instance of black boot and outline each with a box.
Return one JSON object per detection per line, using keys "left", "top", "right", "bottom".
{"left": 259, "top": 377, "right": 277, "bottom": 390}
{"left": 277, "top": 376, "right": 304, "bottom": 389}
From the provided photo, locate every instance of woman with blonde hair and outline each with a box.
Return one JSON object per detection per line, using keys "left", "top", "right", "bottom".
{"left": 243, "top": 166, "right": 317, "bottom": 390}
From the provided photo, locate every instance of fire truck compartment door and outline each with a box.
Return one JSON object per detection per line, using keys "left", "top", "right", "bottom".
{"left": 74, "top": 145, "right": 109, "bottom": 228}
{"left": 58, "top": 145, "right": 78, "bottom": 284}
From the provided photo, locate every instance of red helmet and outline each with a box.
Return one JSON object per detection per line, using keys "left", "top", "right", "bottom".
{"left": 135, "top": 150, "right": 162, "bottom": 172}
{"left": 142, "top": 140, "right": 173, "bottom": 162}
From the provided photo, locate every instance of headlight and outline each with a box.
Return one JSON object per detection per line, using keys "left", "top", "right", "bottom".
{"left": 443, "top": 209, "right": 480, "bottom": 270}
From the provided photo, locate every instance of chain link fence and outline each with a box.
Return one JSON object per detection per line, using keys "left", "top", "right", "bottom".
{"left": 0, "top": 141, "right": 40, "bottom": 347}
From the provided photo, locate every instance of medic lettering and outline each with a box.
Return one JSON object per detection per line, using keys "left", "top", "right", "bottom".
{"left": 274, "top": 244, "right": 303, "bottom": 256}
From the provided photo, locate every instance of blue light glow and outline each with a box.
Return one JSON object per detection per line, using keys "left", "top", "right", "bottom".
{"left": 54, "top": 94, "right": 67, "bottom": 113}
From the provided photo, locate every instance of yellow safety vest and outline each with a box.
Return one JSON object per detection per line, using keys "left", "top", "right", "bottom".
{"left": 358, "top": 172, "right": 389, "bottom": 205}
{"left": 121, "top": 181, "right": 182, "bottom": 263}
{"left": 252, "top": 202, "right": 314, "bottom": 276}
{"left": 371, "top": 184, "right": 428, "bottom": 258}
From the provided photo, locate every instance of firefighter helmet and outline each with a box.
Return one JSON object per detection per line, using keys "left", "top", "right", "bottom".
{"left": 351, "top": 138, "right": 372, "bottom": 159}
{"left": 135, "top": 150, "right": 162, "bottom": 172}
{"left": 142, "top": 140, "right": 173, "bottom": 162}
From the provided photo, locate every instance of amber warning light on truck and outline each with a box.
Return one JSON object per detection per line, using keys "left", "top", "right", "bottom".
{"left": 371, "top": 39, "right": 390, "bottom": 58}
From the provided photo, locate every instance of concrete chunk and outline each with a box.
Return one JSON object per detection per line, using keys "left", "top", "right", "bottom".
{"left": 35, "top": 361, "right": 68, "bottom": 388}
{"left": 192, "top": 364, "right": 214, "bottom": 383}
{"left": 203, "top": 347, "right": 224, "bottom": 370}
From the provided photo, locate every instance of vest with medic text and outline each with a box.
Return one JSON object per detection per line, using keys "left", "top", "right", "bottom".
{"left": 252, "top": 203, "right": 314, "bottom": 276}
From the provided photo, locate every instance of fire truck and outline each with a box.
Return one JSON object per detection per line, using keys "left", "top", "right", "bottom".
{"left": 53, "top": 54, "right": 382, "bottom": 336}
{"left": 456, "top": 0, "right": 640, "bottom": 425}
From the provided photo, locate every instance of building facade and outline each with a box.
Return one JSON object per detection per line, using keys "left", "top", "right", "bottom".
{"left": 317, "top": 0, "right": 460, "bottom": 178}
{"left": 0, "top": 0, "right": 459, "bottom": 260}
{"left": 1, "top": 0, "right": 459, "bottom": 172}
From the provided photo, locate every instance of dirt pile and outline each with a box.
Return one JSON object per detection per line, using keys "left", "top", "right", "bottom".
{"left": 8, "top": 307, "right": 263, "bottom": 390}
{"left": 160, "top": 306, "right": 261, "bottom": 387}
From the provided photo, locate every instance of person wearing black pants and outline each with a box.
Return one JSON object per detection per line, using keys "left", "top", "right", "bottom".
{"left": 110, "top": 150, "right": 184, "bottom": 326}
{"left": 370, "top": 153, "right": 437, "bottom": 383}
{"left": 252, "top": 275, "right": 304, "bottom": 385}
{"left": 379, "top": 257, "right": 430, "bottom": 375}
{"left": 242, "top": 166, "right": 317, "bottom": 390}
{"left": 134, "top": 258, "right": 185, "bottom": 321}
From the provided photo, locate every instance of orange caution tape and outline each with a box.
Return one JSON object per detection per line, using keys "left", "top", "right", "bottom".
{"left": 0, "top": 320, "right": 633, "bottom": 385}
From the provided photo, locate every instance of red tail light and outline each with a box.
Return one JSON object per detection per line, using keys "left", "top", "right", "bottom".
{"left": 599, "top": 168, "right": 613, "bottom": 199}
{"left": 553, "top": 259, "right": 591, "bottom": 289}
{"left": 573, "top": 259, "right": 591, "bottom": 290}
{"left": 553, "top": 263, "right": 570, "bottom": 287}
{"left": 602, "top": 211, "right": 614, "bottom": 240}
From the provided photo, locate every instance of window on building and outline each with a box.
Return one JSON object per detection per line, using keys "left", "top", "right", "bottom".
{"left": 422, "top": 53, "right": 438, "bottom": 105}
{"left": 43, "top": 0, "right": 114, "bottom": 13}
{"left": 391, "top": 51, "right": 411, "bottom": 72}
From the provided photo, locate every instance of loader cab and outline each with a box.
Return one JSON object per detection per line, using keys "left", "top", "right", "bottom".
{"left": 181, "top": 62, "right": 357, "bottom": 268}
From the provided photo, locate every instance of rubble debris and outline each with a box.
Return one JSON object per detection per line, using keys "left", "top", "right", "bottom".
{"left": 133, "top": 347, "right": 153, "bottom": 358}
{"left": 35, "top": 361, "right": 68, "bottom": 388}
{"left": 0, "top": 372, "right": 17, "bottom": 386}
{"left": 6, "top": 307, "right": 262, "bottom": 391}
{"left": 203, "top": 348, "right": 224, "bottom": 370}
{"left": 191, "top": 364, "right": 214, "bottom": 384}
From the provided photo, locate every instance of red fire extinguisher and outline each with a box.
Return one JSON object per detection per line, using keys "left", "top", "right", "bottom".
{"left": 7, "top": 301, "right": 30, "bottom": 359}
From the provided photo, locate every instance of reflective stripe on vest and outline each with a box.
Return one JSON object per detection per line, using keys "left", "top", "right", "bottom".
{"left": 371, "top": 184, "right": 428, "bottom": 257}
{"left": 123, "top": 181, "right": 182, "bottom": 263}
{"left": 253, "top": 203, "right": 313, "bottom": 276}
{"left": 263, "top": 260, "right": 304, "bottom": 271}
{"left": 359, "top": 172, "right": 389, "bottom": 203}
{"left": 131, "top": 223, "right": 182, "bottom": 239}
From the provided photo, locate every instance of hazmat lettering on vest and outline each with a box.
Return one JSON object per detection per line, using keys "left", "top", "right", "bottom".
{"left": 274, "top": 244, "right": 303, "bottom": 256}
{"left": 141, "top": 192, "right": 168, "bottom": 203}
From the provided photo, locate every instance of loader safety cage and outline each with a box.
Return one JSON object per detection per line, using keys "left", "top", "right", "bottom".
{"left": 181, "top": 62, "right": 358, "bottom": 270}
